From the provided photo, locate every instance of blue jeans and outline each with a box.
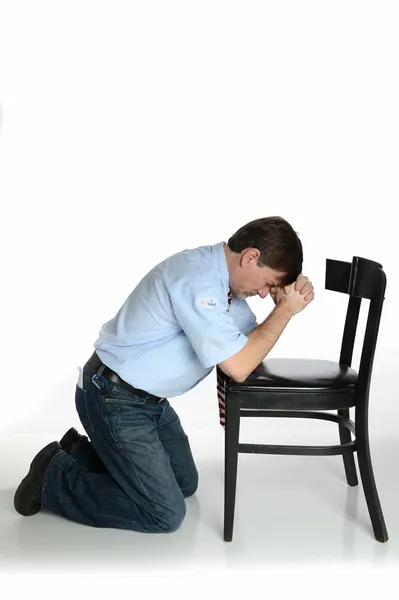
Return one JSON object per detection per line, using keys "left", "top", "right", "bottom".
{"left": 41, "top": 363, "right": 198, "bottom": 532}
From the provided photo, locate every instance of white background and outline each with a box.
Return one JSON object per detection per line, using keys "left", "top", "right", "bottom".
{"left": 0, "top": 0, "right": 398, "bottom": 590}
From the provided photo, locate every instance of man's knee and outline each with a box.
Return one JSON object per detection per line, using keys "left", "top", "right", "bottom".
{"left": 154, "top": 498, "right": 187, "bottom": 533}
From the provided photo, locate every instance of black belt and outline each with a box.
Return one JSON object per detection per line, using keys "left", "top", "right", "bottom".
{"left": 85, "top": 351, "right": 164, "bottom": 403}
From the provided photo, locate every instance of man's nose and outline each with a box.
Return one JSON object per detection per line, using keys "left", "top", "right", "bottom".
{"left": 258, "top": 286, "right": 270, "bottom": 299}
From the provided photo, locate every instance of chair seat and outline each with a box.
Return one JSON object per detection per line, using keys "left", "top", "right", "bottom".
{"left": 245, "top": 358, "right": 357, "bottom": 389}
{"left": 226, "top": 358, "right": 358, "bottom": 410}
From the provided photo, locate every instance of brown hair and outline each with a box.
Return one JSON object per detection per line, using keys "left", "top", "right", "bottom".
{"left": 227, "top": 216, "right": 303, "bottom": 286}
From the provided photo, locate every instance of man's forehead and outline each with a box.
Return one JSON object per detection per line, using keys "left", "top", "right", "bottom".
{"left": 262, "top": 266, "right": 286, "bottom": 286}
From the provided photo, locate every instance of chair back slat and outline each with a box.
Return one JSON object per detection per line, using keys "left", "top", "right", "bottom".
{"left": 339, "top": 296, "right": 361, "bottom": 366}
{"left": 325, "top": 256, "right": 386, "bottom": 399}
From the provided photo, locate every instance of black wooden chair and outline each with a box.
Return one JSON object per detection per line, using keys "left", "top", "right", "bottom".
{"left": 223, "top": 256, "right": 388, "bottom": 543}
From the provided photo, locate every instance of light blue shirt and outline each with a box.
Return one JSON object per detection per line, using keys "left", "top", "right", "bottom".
{"left": 94, "top": 242, "right": 257, "bottom": 397}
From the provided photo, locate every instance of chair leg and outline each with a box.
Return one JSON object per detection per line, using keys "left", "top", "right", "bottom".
{"left": 356, "top": 407, "right": 388, "bottom": 542}
{"left": 338, "top": 408, "right": 358, "bottom": 486}
{"left": 224, "top": 395, "right": 240, "bottom": 542}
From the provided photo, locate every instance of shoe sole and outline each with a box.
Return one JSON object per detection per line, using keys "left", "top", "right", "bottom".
{"left": 14, "top": 441, "right": 61, "bottom": 516}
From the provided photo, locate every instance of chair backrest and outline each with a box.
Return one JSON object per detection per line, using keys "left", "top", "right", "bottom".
{"left": 325, "top": 256, "right": 387, "bottom": 400}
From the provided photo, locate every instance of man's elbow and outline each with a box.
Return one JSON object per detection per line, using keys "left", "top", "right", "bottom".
{"left": 230, "top": 369, "right": 247, "bottom": 382}
{"left": 218, "top": 363, "right": 247, "bottom": 383}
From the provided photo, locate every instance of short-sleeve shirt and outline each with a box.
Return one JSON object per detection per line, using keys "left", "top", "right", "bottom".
{"left": 94, "top": 242, "right": 257, "bottom": 397}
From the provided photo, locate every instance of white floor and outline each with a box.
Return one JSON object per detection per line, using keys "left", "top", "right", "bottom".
{"left": 1, "top": 416, "right": 398, "bottom": 578}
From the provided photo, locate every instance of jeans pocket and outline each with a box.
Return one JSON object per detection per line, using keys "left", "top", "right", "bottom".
{"left": 102, "top": 397, "right": 155, "bottom": 445}
{"left": 75, "top": 384, "right": 94, "bottom": 434}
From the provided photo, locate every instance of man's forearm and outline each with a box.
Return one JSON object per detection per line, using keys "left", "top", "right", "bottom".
{"left": 220, "top": 304, "right": 293, "bottom": 381}
{"left": 241, "top": 305, "right": 293, "bottom": 378}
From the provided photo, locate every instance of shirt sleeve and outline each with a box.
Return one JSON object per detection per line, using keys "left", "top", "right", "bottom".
{"left": 168, "top": 275, "right": 248, "bottom": 369}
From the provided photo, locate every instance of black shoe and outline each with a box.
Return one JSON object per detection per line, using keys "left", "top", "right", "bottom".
{"left": 14, "top": 441, "right": 62, "bottom": 516}
{"left": 59, "top": 427, "right": 82, "bottom": 453}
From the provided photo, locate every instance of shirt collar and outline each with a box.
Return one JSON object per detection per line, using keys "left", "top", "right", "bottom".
{"left": 211, "top": 241, "right": 230, "bottom": 293}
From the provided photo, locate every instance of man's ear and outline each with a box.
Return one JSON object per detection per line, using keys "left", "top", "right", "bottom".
{"left": 240, "top": 248, "right": 260, "bottom": 267}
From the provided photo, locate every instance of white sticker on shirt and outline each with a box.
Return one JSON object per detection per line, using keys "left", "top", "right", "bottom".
{"left": 198, "top": 296, "right": 218, "bottom": 309}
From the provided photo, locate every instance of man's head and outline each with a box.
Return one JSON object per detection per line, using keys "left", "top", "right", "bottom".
{"left": 225, "top": 216, "right": 303, "bottom": 299}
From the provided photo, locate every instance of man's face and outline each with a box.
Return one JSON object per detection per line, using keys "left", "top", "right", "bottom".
{"left": 230, "top": 250, "right": 286, "bottom": 300}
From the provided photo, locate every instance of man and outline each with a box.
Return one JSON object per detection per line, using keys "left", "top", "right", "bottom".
{"left": 14, "top": 216, "right": 314, "bottom": 532}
